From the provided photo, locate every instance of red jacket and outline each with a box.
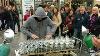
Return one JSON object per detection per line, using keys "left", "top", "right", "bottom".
{"left": 64, "top": 15, "right": 74, "bottom": 31}
{"left": 24, "top": 13, "right": 30, "bottom": 21}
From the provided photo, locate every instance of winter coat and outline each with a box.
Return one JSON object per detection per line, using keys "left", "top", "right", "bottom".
{"left": 0, "top": 12, "right": 4, "bottom": 20}
{"left": 4, "top": 10, "right": 13, "bottom": 21}
{"left": 88, "top": 14, "right": 98, "bottom": 33}
{"left": 0, "top": 7, "right": 4, "bottom": 20}
{"left": 74, "top": 12, "right": 89, "bottom": 31}
{"left": 64, "top": 15, "right": 74, "bottom": 31}
{"left": 92, "top": 16, "right": 100, "bottom": 36}
{"left": 61, "top": 12, "right": 68, "bottom": 25}
{"left": 11, "top": 10, "right": 19, "bottom": 21}
{"left": 52, "top": 12, "right": 62, "bottom": 27}
{"left": 21, "top": 7, "right": 56, "bottom": 39}
{"left": 24, "top": 14, "right": 30, "bottom": 21}
{"left": 24, "top": 12, "right": 30, "bottom": 21}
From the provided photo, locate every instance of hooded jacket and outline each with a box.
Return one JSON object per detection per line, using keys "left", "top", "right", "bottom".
{"left": 21, "top": 7, "right": 56, "bottom": 39}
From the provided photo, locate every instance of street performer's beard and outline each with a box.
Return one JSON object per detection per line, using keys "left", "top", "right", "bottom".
{"left": 34, "top": 17, "right": 47, "bottom": 22}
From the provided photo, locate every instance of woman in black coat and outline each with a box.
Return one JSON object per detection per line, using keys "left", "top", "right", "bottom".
{"left": 94, "top": 16, "right": 100, "bottom": 37}
{"left": 92, "top": 16, "right": 100, "bottom": 49}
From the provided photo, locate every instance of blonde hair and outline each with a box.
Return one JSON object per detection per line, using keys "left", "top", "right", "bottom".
{"left": 91, "top": 6, "right": 99, "bottom": 16}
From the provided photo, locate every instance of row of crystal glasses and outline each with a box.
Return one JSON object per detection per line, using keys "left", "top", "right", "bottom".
{"left": 17, "top": 36, "right": 75, "bottom": 55}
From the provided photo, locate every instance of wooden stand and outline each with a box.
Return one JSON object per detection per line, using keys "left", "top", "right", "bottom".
{"left": 27, "top": 49, "right": 77, "bottom": 56}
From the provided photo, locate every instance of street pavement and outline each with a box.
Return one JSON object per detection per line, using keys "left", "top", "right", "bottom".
{"left": 0, "top": 30, "right": 28, "bottom": 56}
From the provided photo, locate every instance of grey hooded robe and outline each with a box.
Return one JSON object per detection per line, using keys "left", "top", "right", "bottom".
{"left": 21, "top": 7, "right": 56, "bottom": 39}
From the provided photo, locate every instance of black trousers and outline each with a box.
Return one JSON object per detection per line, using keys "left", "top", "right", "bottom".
{"left": 60, "top": 24, "right": 65, "bottom": 36}
{"left": 53, "top": 27, "right": 59, "bottom": 38}
{"left": 74, "top": 29, "right": 83, "bottom": 49}
{"left": 55, "top": 27, "right": 59, "bottom": 36}
{"left": 14, "top": 19, "right": 20, "bottom": 32}
{"left": 67, "top": 29, "right": 74, "bottom": 38}
{"left": 6, "top": 20, "right": 15, "bottom": 32}
{"left": 1, "top": 19, "right": 5, "bottom": 30}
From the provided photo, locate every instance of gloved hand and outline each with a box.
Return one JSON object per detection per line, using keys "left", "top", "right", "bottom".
{"left": 31, "top": 34, "right": 39, "bottom": 39}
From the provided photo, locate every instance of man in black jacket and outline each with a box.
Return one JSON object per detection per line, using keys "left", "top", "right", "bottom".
{"left": 5, "top": 6, "right": 15, "bottom": 32}
{"left": 74, "top": 6, "right": 90, "bottom": 48}
{"left": 12, "top": 6, "right": 20, "bottom": 33}
{"left": 74, "top": 6, "right": 89, "bottom": 39}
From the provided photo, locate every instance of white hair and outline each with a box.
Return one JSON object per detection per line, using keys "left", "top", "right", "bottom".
{"left": 92, "top": 6, "right": 99, "bottom": 15}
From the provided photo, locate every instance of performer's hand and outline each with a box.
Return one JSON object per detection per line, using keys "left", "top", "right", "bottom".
{"left": 92, "top": 37, "right": 100, "bottom": 48}
{"left": 45, "top": 34, "right": 52, "bottom": 40}
{"left": 31, "top": 34, "right": 39, "bottom": 39}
